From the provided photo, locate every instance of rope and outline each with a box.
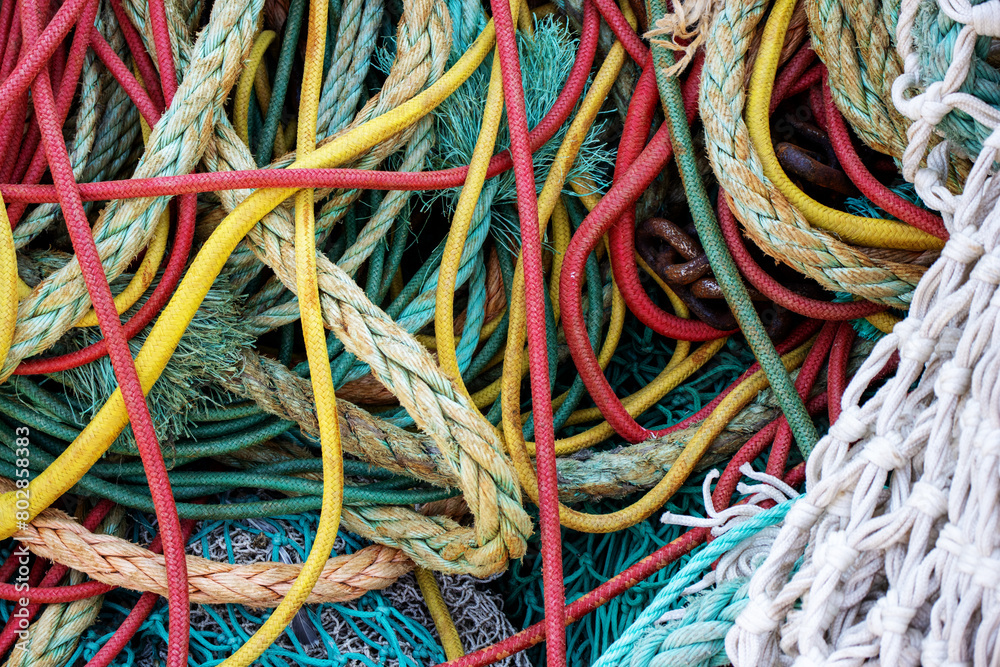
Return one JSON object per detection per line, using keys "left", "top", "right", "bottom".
{"left": 416, "top": 568, "right": 466, "bottom": 660}
{"left": 743, "top": 0, "right": 942, "bottom": 251}
{"left": 0, "top": 480, "right": 410, "bottom": 606}
{"left": 729, "top": 0, "right": 1000, "bottom": 660}
{"left": 700, "top": 0, "right": 927, "bottom": 308}
{"left": 648, "top": 0, "right": 818, "bottom": 455}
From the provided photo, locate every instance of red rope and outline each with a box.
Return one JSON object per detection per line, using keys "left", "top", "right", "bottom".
{"left": 0, "top": 500, "right": 113, "bottom": 656}
{"left": 717, "top": 190, "right": 886, "bottom": 319}
{"left": 821, "top": 73, "right": 948, "bottom": 240}
{"left": 490, "top": 0, "right": 566, "bottom": 662}
{"left": 0, "top": 2, "right": 601, "bottom": 207}
{"left": 6, "top": 0, "right": 99, "bottom": 226}
{"left": 17, "top": 0, "right": 190, "bottom": 663}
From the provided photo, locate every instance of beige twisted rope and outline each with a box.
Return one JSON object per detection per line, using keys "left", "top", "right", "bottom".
{"left": 184, "top": 0, "right": 532, "bottom": 575}
{"left": 701, "top": 0, "right": 926, "bottom": 308}
{"left": 2, "top": 480, "right": 413, "bottom": 606}
{"left": 1, "top": 0, "right": 262, "bottom": 380}
{"left": 221, "top": 346, "right": 875, "bottom": 504}
{"left": 3, "top": 508, "right": 126, "bottom": 667}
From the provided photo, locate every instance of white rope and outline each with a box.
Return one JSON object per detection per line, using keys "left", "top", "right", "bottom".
{"left": 726, "top": 0, "right": 1000, "bottom": 662}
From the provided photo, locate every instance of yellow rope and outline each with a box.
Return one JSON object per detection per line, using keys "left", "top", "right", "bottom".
{"left": 415, "top": 568, "right": 465, "bottom": 660}
{"left": 0, "top": 196, "right": 18, "bottom": 371}
{"left": 218, "top": 0, "right": 342, "bottom": 662}
{"left": 744, "top": 0, "right": 942, "bottom": 252}
{"left": 434, "top": 35, "right": 506, "bottom": 397}
{"left": 865, "top": 311, "right": 900, "bottom": 333}
{"left": 502, "top": 306, "right": 813, "bottom": 532}
{"left": 234, "top": 30, "right": 277, "bottom": 145}
{"left": 0, "top": 15, "right": 497, "bottom": 541}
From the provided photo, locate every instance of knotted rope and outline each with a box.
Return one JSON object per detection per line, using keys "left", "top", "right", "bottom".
{"left": 727, "top": 0, "right": 1000, "bottom": 661}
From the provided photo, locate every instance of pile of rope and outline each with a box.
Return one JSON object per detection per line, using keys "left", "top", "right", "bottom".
{"left": 0, "top": 0, "right": 979, "bottom": 660}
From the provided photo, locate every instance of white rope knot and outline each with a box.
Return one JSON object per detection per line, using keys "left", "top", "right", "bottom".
{"left": 937, "top": 523, "right": 966, "bottom": 556}
{"left": 735, "top": 598, "right": 782, "bottom": 635}
{"left": 828, "top": 405, "right": 868, "bottom": 443}
{"left": 815, "top": 531, "right": 859, "bottom": 573}
{"left": 941, "top": 229, "right": 985, "bottom": 265}
{"left": 910, "top": 82, "right": 955, "bottom": 127}
{"left": 970, "top": 251, "right": 1000, "bottom": 285}
{"left": 905, "top": 480, "right": 948, "bottom": 518}
{"left": 939, "top": 0, "right": 1000, "bottom": 36}
{"left": 972, "top": 553, "right": 1000, "bottom": 589}
{"left": 867, "top": 593, "right": 918, "bottom": 636}
{"left": 784, "top": 497, "right": 824, "bottom": 531}
{"left": 921, "top": 638, "right": 949, "bottom": 666}
{"left": 934, "top": 363, "right": 973, "bottom": 396}
{"left": 862, "top": 432, "right": 908, "bottom": 470}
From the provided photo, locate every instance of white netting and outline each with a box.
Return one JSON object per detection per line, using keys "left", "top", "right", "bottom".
{"left": 727, "top": 0, "right": 1000, "bottom": 663}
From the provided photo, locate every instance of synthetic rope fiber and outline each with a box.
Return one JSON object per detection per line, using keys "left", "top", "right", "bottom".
{"left": 0, "top": 0, "right": 947, "bottom": 662}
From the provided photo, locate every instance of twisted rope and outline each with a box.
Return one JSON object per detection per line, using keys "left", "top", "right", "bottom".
{"left": 2, "top": 480, "right": 413, "bottom": 605}
{"left": 807, "top": 0, "right": 908, "bottom": 156}
{"left": 1, "top": 0, "right": 261, "bottom": 379}
{"left": 701, "top": 0, "right": 926, "bottom": 308}
{"left": 631, "top": 579, "right": 748, "bottom": 667}
{"left": 221, "top": 349, "right": 840, "bottom": 505}
{"left": 728, "top": 0, "right": 1000, "bottom": 661}
{"left": 3, "top": 508, "right": 126, "bottom": 667}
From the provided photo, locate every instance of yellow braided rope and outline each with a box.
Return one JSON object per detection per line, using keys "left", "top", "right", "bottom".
{"left": 744, "top": 0, "right": 942, "bottom": 251}
{"left": 0, "top": 18, "right": 497, "bottom": 540}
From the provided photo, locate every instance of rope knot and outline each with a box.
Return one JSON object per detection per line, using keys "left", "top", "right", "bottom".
{"left": 905, "top": 480, "right": 948, "bottom": 518}
{"left": 941, "top": 230, "right": 984, "bottom": 265}
{"left": 899, "top": 331, "right": 936, "bottom": 364}
{"left": 934, "top": 363, "right": 973, "bottom": 396}
{"left": 921, "top": 638, "right": 949, "bottom": 667}
{"left": 973, "top": 422, "right": 1000, "bottom": 456}
{"left": 735, "top": 598, "right": 782, "bottom": 634}
{"left": 784, "top": 497, "right": 824, "bottom": 530}
{"left": 862, "top": 432, "right": 908, "bottom": 470}
{"left": 911, "top": 82, "right": 954, "bottom": 127}
{"left": 829, "top": 405, "right": 868, "bottom": 443}
{"left": 816, "top": 531, "right": 858, "bottom": 573}
{"left": 970, "top": 251, "right": 1000, "bottom": 285}
{"left": 867, "top": 593, "right": 918, "bottom": 636}
{"left": 972, "top": 553, "right": 1000, "bottom": 589}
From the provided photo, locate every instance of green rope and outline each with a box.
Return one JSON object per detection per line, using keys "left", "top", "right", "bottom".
{"left": 257, "top": 0, "right": 306, "bottom": 166}
{"left": 647, "top": 5, "right": 818, "bottom": 455}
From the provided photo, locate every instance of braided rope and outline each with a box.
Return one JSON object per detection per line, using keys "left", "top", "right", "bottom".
{"left": 728, "top": 0, "right": 1000, "bottom": 661}
{"left": 2, "top": 481, "right": 413, "bottom": 605}
{"left": 3, "top": 508, "right": 126, "bottom": 667}
{"left": 701, "top": 0, "right": 926, "bottom": 308}
{"left": 0, "top": 0, "right": 261, "bottom": 379}
{"left": 13, "top": 2, "right": 141, "bottom": 250}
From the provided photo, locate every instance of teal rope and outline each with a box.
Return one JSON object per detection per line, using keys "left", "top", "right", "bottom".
{"left": 631, "top": 578, "right": 748, "bottom": 667}
{"left": 591, "top": 499, "right": 796, "bottom": 667}
{"left": 647, "top": 7, "right": 818, "bottom": 455}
